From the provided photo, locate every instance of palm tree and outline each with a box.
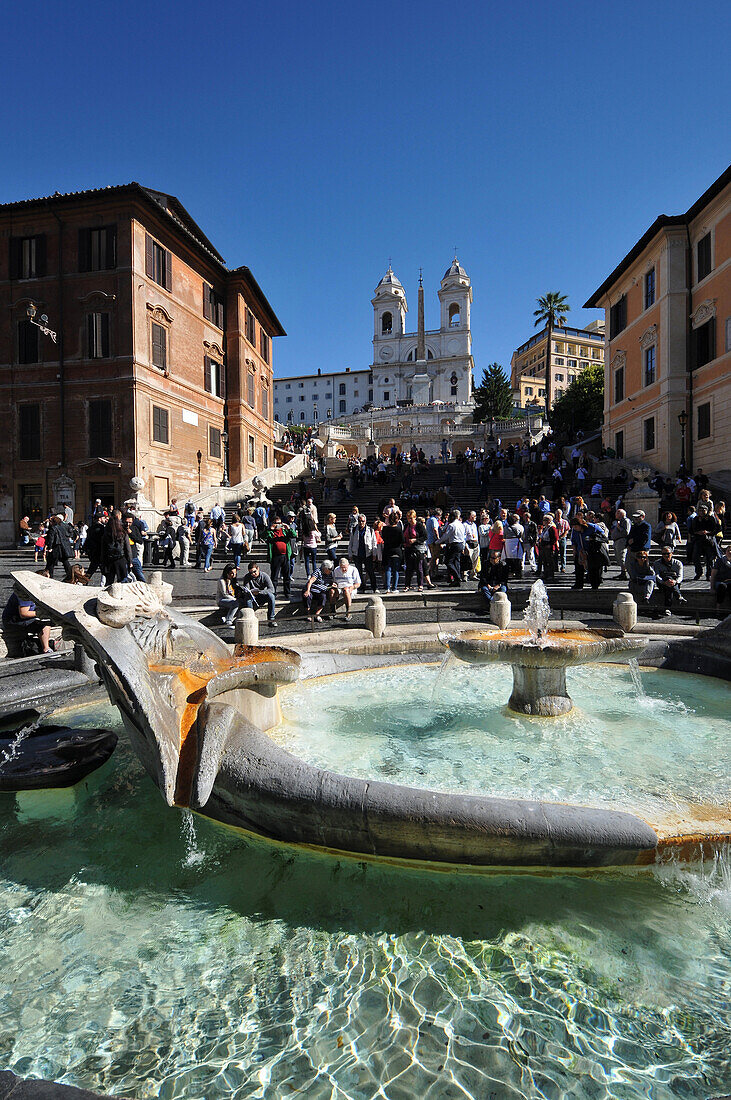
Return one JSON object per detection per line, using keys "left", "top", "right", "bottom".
{"left": 534, "top": 292, "right": 570, "bottom": 419}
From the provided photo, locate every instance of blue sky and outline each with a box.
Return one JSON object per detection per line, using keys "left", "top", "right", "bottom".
{"left": 3, "top": 0, "right": 730, "bottom": 381}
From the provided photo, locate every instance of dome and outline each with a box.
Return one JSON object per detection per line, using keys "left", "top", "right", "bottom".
{"left": 375, "top": 264, "right": 405, "bottom": 294}
{"left": 442, "top": 255, "right": 469, "bottom": 281}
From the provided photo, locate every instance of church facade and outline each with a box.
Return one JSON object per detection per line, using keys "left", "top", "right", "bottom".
{"left": 273, "top": 257, "right": 474, "bottom": 425}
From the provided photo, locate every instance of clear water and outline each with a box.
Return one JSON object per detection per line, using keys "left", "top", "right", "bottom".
{"left": 272, "top": 664, "right": 730, "bottom": 826}
{"left": 0, "top": 686, "right": 729, "bottom": 1099}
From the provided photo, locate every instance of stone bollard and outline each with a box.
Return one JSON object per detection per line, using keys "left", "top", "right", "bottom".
{"left": 613, "top": 591, "right": 637, "bottom": 633}
{"left": 489, "top": 592, "right": 511, "bottom": 630}
{"left": 364, "top": 595, "right": 386, "bottom": 639}
{"left": 234, "top": 608, "right": 259, "bottom": 646}
{"left": 149, "top": 571, "right": 163, "bottom": 588}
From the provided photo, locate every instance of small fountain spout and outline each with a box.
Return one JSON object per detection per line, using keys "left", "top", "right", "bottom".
{"left": 524, "top": 580, "right": 551, "bottom": 647}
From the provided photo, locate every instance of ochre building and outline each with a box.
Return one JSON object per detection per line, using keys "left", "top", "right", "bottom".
{"left": 0, "top": 184, "right": 284, "bottom": 543}
{"left": 585, "top": 163, "right": 731, "bottom": 481}
{"left": 510, "top": 321, "right": 605, "bottom": 411}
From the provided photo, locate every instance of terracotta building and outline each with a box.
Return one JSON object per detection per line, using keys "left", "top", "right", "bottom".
{"left": 585, "top": 163, "right": 731, "bottom": 483}
{"left": 0, "top": 184, "right": 284, "bottom": 544}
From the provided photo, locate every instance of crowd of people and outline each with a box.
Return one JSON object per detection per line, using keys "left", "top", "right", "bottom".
{"left": 8, "top": 453, "right": 730, "bottom": 645}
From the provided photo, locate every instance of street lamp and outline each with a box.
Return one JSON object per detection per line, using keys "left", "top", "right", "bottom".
{"left": 677, "top": 410, "right": 688, "bottom": 474}
{"left": 220, "top": 431, "right": 230, "bottom": 487}
{"left": 196, "top": 449, "right": 202, "bottom": 493}
{"left": 488, "top": 416, "right": 495, "bottom": 443}
{"left": 26, "top": 302, "right": 57, "bottom": 343}
{"left": 313, "top": 403, "right": 318, "bottom": 425}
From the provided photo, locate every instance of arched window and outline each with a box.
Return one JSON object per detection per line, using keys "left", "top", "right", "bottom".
{"left": 407, "top": 347, "right": 434, "bottom": 361}
{"left": 450, "top": 371, "right": 459, "bottom": 398}
{"left": 381, "top": 312, "right": 392, "bottom": 335}
{"left": 448, "top": 303, "right": 461, "bottom": 327}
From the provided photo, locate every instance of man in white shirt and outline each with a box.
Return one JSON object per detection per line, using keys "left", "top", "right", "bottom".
{"left": 439, "top": 509, "right": 466, "bottom": 587}
{"left": 463, "top": 511, "right": 479, "bottom": 579}
{"left": 332, "top": 556, "right": 361, "bottom": 620}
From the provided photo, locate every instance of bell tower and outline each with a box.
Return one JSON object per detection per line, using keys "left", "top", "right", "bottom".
{"left": 372, "top": 264, "right": 407, "bottom": 345}
{"left": 438, "top": 254, "right": 472, "bottom": 337}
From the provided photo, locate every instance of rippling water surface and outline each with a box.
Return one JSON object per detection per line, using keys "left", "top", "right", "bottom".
{"left": 0, "top": 670, "right": 729, "bottom": 1099}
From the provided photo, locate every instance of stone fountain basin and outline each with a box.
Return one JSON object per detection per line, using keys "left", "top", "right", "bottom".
{"left": 441, "top": 628, "right": 646, "bottom": 667}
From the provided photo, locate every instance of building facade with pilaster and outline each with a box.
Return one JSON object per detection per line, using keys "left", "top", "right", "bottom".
{"left": 585, "top": 163, "right": 731, "bottom": 479}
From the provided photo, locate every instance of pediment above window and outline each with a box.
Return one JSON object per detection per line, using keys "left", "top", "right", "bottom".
{"left": 692, "top": 299, "right": 716, "bottom": 329}
{"left": 146, "top": 302, "right": 174, "bottom": 324}
{"left": 638, "top": 325, "right": 657, "bottom": 350}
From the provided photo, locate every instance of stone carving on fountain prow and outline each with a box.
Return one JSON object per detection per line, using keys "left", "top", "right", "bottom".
{"left": 11, "top": 571, "right": 301, "bottom": 811}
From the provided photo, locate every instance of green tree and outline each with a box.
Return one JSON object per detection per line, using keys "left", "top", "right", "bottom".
{"left": 472, "top": 362, "right": 514, "bottom": 423}
{"left": 549, "top": 360, "right": 604, "bottom": 438}
{"left": 533, "top": 292, "right": 570, "bottom": 418}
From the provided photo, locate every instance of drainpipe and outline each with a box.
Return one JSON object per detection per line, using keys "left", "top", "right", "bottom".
{"left": 684, "top": 222, "right": 694, "bottom": 474}
{"left": 48, "top": 204, "right": 66, "bottom": 469}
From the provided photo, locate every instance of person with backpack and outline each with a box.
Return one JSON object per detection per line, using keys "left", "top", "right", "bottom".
{"left": 536, "top": 514, "right": 559, "bottom": 582}
{"left": 101, "top": 510, "right": 133, "bottom": 584}
{"left": 263, "top": 516, "right": 296, "bottom": 598}
{"left": 298, "top": 505, "right": 320, "bottom": 577}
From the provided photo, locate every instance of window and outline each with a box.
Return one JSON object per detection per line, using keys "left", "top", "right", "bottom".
{"left": 697, "top": 402, "right": 711, "bottom": 440}
{"left": 643, "top": 345, "right": 656, "bottom": 386}
{"left": 203, "top": 284, "right": 224, "bottom": 328}
{"left": 300, "top": 412, "right": 305, "bottom": 421}
{"left": 209, "top": 425, "right": 221, "bottom": 458}
{"left": 383, "top": 391, "right": 390, "bottom": 403}
{"left": 298, "top": 381, "right": 304, "bottom": 388}
{"left": 554, "top": 373, "right": 564, "bottom": 382}
{"left": 339, "top": 383, "right": 346, "bottom": 395}
{"left": 694, "top": 319, "right": 716, "bottom": 368}
{"left": 448, "top": 303, "right": 461, "bottom": 326}
{"left": 245, "top": 308, "right": 256, "bottom": 345}
{"left": 299, "top": 395, "right": 305, "bottom": 402}
{"left": 368, "top": 372, "right": 373, "bottom": 384}
{"left": 368, "top": 389, "right": 373, "bottom": 401}
{"left": 260, "top": 383, "right": 269, "bottom": 418}
{"left": 615, "top": 431, "right": 624, "bottom": 459}
{"left": 151, "top": 322, "right": 167, "bottom": 371}
{"left": 259, "top": 329, "right": 270, "bottom": 363}
{"left": 19, "top": 484, "right": 43, "bottom": 527}
{"left": 19, "top": 404, "right": 41, "bottom": 460}
{"left": 384, "top": 377, "right": 389, "bottom": 383}
{"left": 79, "top": 226, "right": 116, "bottom": 272}
{"left": 312, "top": 393, "right": 319, "bottom": 401}
{"left": 381, "top": 312, "right": 392, "bottom": 335}
{"left": 614, "top": 365, "right": 624, "bottom": 403}
{"left": 263, "top": 444, "right": 269, "bottom": 467}
{"left": 554, "top": 357, "right": 565, "bottom": 366}
{"left": 339, "top": 400, "right": 346, "bottom": 413}
{"left": 18, "top": 319, "right": 39, "bottom": 364}
{"left": 568, "top": 359, "right": 578, "bottom": 368}
{"left": 325, "top": 392, "right": 331, "bottom": 399}
{"left": 247, "top": 373, "right": 255, "bottom": 407}
{"left": 592, "top": 348, "right": 601, "bottom": 359}
{"left": 354, "top": 390, "right": 358, "bottom": 397}
{"left": 9, "top": 235, "right": 46, "bottom": 279}
{"left": 286, "top": 397, "right": 292, "bottom": 403}
{"left": 697, "top": 233, "right": 712, "bottom": 282}
{"left": 567, "top": 344, "right": 575, "bottom": 355}
{"left": 152, "top": 405, "right": 169, "bottom": 445}
{"left": 89, "top": 399, "right": 112, "bottom": 457}
{"left": 610, "top": 295, "right": 627, "bottom": 338}
{"left": 285, "top": 382, "right": 291, "bottom": 389}
{"left": 643, "top": 416, "right": 655, "bottom": 451}
{"left": 204, "top": 357, "right": 225, "bottom": 398}
{"left": 145, "top": 234, "right": 172, "bottom": 290}
{"left": 248, "top": 435, "right": 255, "bottom": 464}
{"left": 526, "top": 386, "right": 533, "bottom": 396}
{"left": 87, "top": 313, "right": 110, "bottom": 359}
{"left": 644, "top": 268, "right": 655, "bottom": 309}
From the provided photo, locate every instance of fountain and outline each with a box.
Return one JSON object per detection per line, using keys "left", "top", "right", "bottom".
{"left": 441, "top": 580, "right": 646, "bottom": 715}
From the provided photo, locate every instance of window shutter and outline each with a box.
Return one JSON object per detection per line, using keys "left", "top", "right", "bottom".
{"left": 78, "top": 229, "right": 90, "bottom": 272}
{"left": 216, "top": 298, "right": 224, "bottom": 328}
{"left": 9, "top": 238, "right": 22, "bottom": 279}
{"left": 35, "top": 235, "right": 47, "bottom": 277}
{"left": 204, "top": 356, "right": 212, "bottom": 392}
{"left": 145, "top": 233, "right": 154, "bottom": 278}
{"left": 219, "top": 361, "right": 226, "bottom": 399}
{"left": 164, "top": 249, "right": 172, "bottom": 291}
{"left": 87, "top": 313, "right": 94, "bottom": 357}
{"left": 101, "top": 313, "right": 110, "bottom": 357}
{"left": 203, "top": 286, "right": 211, "bottom": 321}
